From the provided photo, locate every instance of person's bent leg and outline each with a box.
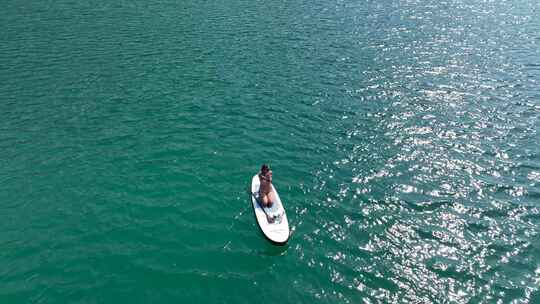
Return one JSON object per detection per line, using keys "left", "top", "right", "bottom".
{"left": 261, "top": 194, "right": 270, "bottom": 207}
{"left": 267, "top": 190, "right": 277, "bottom": 207}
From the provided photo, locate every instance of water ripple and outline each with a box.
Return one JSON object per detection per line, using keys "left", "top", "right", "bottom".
{"left": 1, "top": 0, "right": 539, "bottom": 303}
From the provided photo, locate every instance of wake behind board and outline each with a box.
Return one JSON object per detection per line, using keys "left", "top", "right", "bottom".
{"left": 251, "top": 174, "right": 290, "bottom": 245}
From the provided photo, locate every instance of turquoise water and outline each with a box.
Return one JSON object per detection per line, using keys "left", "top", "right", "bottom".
{"left": 1, "top": 0, "right": 540, "bottom": 302}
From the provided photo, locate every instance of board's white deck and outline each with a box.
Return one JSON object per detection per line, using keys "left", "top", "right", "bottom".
{"left": 251, "top": 174, "right": 290, "bottom": 244}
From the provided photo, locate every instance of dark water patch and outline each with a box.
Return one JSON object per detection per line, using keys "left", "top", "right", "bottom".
{"left": 403, "top": 200, "right": 454, "bottom": 212}
{"left": 425, "top": 256, "right": 475, "bottom": 282}
{"left": 465, "top": 219, "right": 491, "bottom": 233}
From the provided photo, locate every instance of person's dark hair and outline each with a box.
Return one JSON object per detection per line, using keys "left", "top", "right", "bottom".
{"left": 261, "top": 164, "right": 270, "bottom": 174}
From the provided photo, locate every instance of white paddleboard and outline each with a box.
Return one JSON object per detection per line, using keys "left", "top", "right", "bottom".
{"left": 251, "top": 174, "right": 290, "bottom": 245}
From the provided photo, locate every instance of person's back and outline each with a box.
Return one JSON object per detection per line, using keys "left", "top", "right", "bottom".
{"left": 258, "top": 164, "right": 275, "bottom": 207}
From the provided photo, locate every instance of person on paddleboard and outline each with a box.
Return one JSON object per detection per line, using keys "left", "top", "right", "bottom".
{"left": 258, "top": 164, "right": 276, "bottom": 208}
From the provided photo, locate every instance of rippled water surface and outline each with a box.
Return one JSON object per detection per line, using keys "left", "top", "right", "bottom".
{"left": 1, "top": 0, "right": 540, "bottom": 303}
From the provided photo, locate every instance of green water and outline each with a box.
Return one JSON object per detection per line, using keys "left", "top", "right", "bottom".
{"left": 1, "top": 0, "right": 540, "bottom": 302}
